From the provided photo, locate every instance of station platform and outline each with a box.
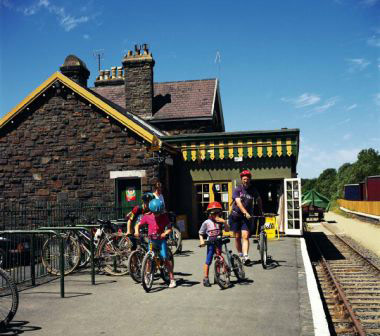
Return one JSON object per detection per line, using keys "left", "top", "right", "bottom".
{"left": 3, "top": 238, "right": 326, "bottom": 336}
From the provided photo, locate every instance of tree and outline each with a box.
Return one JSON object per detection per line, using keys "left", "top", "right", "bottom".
{"left": 315, "top": 168, "right": 337, "bottom": 199}
{"left": 350, "top": 148, "right": 380, "bottom": 183}
{"left": 301, "top": 178, "right": 317, "bottom": 193}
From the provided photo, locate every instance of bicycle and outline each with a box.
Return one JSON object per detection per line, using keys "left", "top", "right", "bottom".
{"left": 141, "top": 239, "right": 174, "bottom": 292}
{"left": 41, "top": 219, "right": 132, "bottom": 276}
{"left": 0, "top": 268, "right": 19, "bottom": 330}
{"left": 252, "top": 214, "right": 276, "bottom": 269}
{"left": 166, "top": 212, "right": 182, "bottom": 255}
{"left": 201, "top": 234, "right": 245, "bottom": 289}
{"left": 127, "top": 226, "right": 149, "bottom": 283}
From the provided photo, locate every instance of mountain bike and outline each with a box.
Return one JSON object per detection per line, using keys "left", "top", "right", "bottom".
{"left": 252, "top": 214, "right": 276, "bottom": 269}
{"left": 166, "top": 212, "right": 182, "bottom": 255}
{"left": 141, "top": 239, "right": 174, "bottom": 292}
{"left": 127, "top": 226, "right": 149, "bottom": 283}
{"left": 41, "top": 232, "right": 81, "bottom": 276}
{"left": 0, "top": 268, "right": 19, "bottom": 330}
{"left": 201, "top": 235, "right": 245, "bottom": 289}
{"left": 41, "top": 219, "right": 132, "bottom": 276}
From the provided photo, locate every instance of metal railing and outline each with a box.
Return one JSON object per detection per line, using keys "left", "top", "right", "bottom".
{"left": 0, "top": 202, "right": 132, "bottom": 286}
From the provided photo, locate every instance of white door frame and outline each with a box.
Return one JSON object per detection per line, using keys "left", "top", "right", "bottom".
{"left": 284, "top": 178, "right": 303, "bottom": 236}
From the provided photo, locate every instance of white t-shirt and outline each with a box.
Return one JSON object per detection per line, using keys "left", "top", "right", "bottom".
{"left": 154, "top": 193, "right": 166, "bottom": 210}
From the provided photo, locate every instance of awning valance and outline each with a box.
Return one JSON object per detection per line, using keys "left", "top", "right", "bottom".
{"left": 180, "top": 138, "right": 297, "bottom": 161}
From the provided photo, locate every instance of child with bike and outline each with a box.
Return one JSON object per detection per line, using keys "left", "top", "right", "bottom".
{"left": 125, "top": 193, "right": 155, "bottom": 250}
{"left": 135, "top": 198, "right": 176, "bottom": 288}
{"left": 199, "top": 202, "right": 230, "bottom": 287}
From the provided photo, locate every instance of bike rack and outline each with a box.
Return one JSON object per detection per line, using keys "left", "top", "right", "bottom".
{"left": 0, "top": 229, "right": 66, "bottom": 297}
{"left": 38, "top": 226, "right": 99, "bottom": 287}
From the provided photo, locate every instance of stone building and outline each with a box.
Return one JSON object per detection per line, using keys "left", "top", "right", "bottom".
{"left": 0, "top": 45, "right": 301, "bottom": 236}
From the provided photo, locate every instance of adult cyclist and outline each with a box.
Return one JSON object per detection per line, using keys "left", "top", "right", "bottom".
{"left": 229, "top": 170, "right": 263, "bottom": 265}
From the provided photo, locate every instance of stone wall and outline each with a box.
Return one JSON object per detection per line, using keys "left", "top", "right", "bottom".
{"left": 0, "top": 88, "right": 159, "bottom": 207}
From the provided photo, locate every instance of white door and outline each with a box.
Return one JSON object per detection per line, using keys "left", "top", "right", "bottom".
{"left": 284, "top": 178, "right": 303, "bottom": 236}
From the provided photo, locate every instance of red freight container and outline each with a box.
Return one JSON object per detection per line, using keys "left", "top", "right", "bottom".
{"left": 359, "top": 182, "right": 366, "bottom": 201}
{"left": 366, "top": 176, "right": 380, "bottom": 201}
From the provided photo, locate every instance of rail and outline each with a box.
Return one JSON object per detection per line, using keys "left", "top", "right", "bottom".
{"left": 307, "top": 231, "right": 366, "bottom": 335}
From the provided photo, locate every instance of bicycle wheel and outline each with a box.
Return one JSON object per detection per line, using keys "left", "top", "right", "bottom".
{"left": 141, "top": 253, "right": 155, "bottom": 292}
{"left": 0, "top": 268, "right": 19, "bottom": 329}
{"left": 230, "top": 254, "right": 245, "bottom": 281}
{"left": 96, "top": 234, "right": 129, "bottom": 276}
{"left": 259, "top": 232, "right": 268, "bottom": 269}
{"left": 214, "top": 258, "right": 230, "bottom": 289}
{"left": 41, "top": 234, "right": 81, "bottom": 275}
{"left": 78, "top": 239, "right": 91, "bottom": 268}
{"left": 127, "top": 249, "right": 144, "bottom": 283}
{"left": 167, "top": 227, "right": 182, "bottom": 255}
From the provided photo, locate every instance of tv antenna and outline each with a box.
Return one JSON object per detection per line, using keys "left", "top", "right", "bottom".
{"left": 215, "top": 50, "right": 221, "bottom": 79}
{"left": 93, "top": 49, "right": 104, "bottom": 72}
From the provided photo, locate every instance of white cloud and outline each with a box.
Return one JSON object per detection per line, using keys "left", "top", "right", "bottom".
{"left": 346, "top": 104, "right": 357, "bottom": 111}
{"left": 343, "top": 133, "right": 352, "bottom": 140}
{"left": 299, "top": 143, "right": 360, "bottom": 178}
{"left": 368, "top": 36, "right": 380, "bottom": 47}
{"left": 83, "top": 34, "right": 90, "bottom": 40}
{"left": 338, "top": 118, "right": 351, "bottom": 125}
{"left": 346, "top": 58, "right": 371, "bottom": 72}
{"left": 281, "top": 93, "right": 321, "bottom": 108}
{"left": 0, "top": 0, "right": 13, "bottom": 8}
{"left": 303, "top": 96, "right": 339, "bottom": 117}
{"left": 374, "top": 93, "right": 380, "bottom": 107}
{"left": 21, "top": 0, "right": 90, "bottom": 31}
{"left": 360, "top": 0, "right": 379, "bottom": 6}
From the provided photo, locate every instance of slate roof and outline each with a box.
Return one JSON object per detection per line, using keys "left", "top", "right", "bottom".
{"left": 91, "top": 78, "right": 218, "bottom": 121}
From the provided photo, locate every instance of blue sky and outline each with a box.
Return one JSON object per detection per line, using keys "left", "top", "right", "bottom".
{"left": 1, "top": 0, "right": 379, "bottom": 178}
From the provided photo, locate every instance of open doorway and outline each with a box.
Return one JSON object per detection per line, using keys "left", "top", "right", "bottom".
{"left": 251, "top": 179, "right": 282, "bottom": 214}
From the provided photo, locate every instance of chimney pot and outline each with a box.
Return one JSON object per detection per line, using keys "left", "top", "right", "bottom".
{"left": 111, "top": 66, "right": 117, "bottom": 79}
{"left": 99, "top": 70, "right": 105, "bottom": 80}
{"left": 104, "top": 70, "right": 110, "bottom": 80}
{"left": 117, "top": 66, "right": 123, "bottom": 78}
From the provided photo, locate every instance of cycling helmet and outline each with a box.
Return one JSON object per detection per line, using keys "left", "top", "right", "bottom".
{"left": 141, "top": 192, "right": 154, "bottom": 203}
{"left": 240, "top": 170, "right": 252, "bottom": 178}
{"left": 148, "top": 198, "right": 164, "bottom": 214}
{"left": 206, "top": 202, "right": 223, "bottom": 212}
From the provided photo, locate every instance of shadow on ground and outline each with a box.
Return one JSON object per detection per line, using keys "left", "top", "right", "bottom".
{"left": 0, "top": 321, "right": 41, "bottom": 335}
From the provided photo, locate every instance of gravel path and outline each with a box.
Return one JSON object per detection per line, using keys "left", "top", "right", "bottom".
{"left": 323, "top": 211, "right": 380, "bottom": 258}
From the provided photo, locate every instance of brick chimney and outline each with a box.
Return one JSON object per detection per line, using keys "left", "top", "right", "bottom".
{"left": 122, "top": 44, "right": 155, "bottom": 119}
{"left": 60, "top": 55, "right": 90, "bottom": 87}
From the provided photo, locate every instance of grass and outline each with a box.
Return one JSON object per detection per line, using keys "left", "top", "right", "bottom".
{"left": 328, "top": 199, "right": 355, "bottom": 219}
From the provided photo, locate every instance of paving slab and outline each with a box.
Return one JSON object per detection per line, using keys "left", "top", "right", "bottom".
{"left": 3, "top": 238, "right": 316, "bottom": 336}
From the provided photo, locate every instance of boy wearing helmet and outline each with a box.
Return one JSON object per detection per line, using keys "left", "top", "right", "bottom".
{"left": 125, "top": 192, "right": 155, "bottom": 239}
{"left": 230, "top": 170, "right": 262, "bottom": 265}
{"left": 199, "top": 202, "right": 230, "bottom": 287}
{"left": 135, "top": 198, "right": 176, "bottom": 288}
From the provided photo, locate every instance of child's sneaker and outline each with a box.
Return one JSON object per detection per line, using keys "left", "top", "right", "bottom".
{"left": 203, "top": 278, "right": 211, "bottom": 287}
{"left": 169, "top": 279, "right": 177, "bottom": 288}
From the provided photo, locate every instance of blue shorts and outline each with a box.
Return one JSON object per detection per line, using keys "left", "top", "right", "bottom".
{"left": 150, "top": 239, "right": 169, "bottom": 260}
{"left": 228, "top": 214, "right": 252, "bottom": 233}
{"left": 205, "top": 241, "right": 222, "bottom": 266}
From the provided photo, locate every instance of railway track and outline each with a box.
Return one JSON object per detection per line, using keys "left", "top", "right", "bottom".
{"left": 307, "top": 224, "right": 380, "bottom": 335}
